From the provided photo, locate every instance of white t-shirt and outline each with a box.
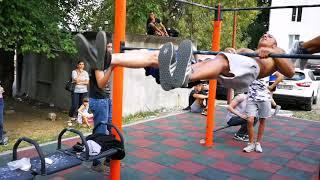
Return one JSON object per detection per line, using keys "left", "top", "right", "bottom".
{"left": 226, "top": 93, "right": 247, "bottom": 121}
{"left": 0, "top": 85, "right": 4, "bottom": 98}
{"left": 72, "top": 70, "right": 89, "bottom": 93}
{"left": 248, "top": 79, "right": 271, "bottom": 102}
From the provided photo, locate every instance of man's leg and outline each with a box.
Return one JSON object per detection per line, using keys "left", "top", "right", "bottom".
{"left": 256, "top": 118, "right": 266, "bottom": 143}
{"left": 243, "top": 100, "right": 258, "bottom": 153}
{"left": 243, "top": 116, "right": 256, "bottom": 152}
{"left": 0, "top": 98, "right": 3, "bottom": 141}
{"left": 247, "top": 117, "right": 255, "bottom": 143}
{"left": 89, "top": 98, "right": 109, "bottom": 172}
{"left": 236, "top": 118, "right": 248, "bottom": 136}
{"left": 255, "top": 118, "right": 265, "bottom": 153}
{"left": 190, "top": 100, "right": 204, "bottom": 113}
{"left": 301, "top": 35, "right": 320, "bottom": 54}
{"left": 111, "top": 50, "right": 159, "bottom": 68}
{"left": 190, "top": 55, "right": 229, "bottom": 81}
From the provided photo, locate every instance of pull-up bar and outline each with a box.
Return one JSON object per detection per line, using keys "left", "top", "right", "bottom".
{"left": 176, "top": 0, "right": 320, "bottom": 12}
{"left": 121, "top": 45, "right": 320, "bottom": 59}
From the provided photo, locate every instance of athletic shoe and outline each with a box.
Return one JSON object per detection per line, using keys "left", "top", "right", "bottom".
{"left": 233, "top": 134, "right": 248, "bottom": 142}
{"left": 183, "top": 106, "right": 191, "bottom": 111}
{"left": 289, "top": 41, "right": 309, "bottom": 70}
{"left": 75, "top": 33, "right": 98, "bottom": 69}
{"left": 172, "top": 40, "right": 193, "bottom": 88}
{"left": 0, "top": 136, "right": 8, "bottom": 145}
{"left": 201, "top": 109, "right": 207, "bottom": 116}
{"left": 233, "top": 134, "right": 244, "bottom": 141}
{"left": 91, "top": 164, "right": 110, "bottom": 174}
{"left": 255, "top": 142, "right": 263, "bottom": 153}
{"left": 158, "top": 42, "right": 176, "bottom": 91}
{"left": 273, "top": 105, "right": 281, "bottom": 117}
{"left": 243, "top": 143, "right": 255, "bottom": 153}
{"left": 96, "top": 31, "right": 109, "bottom": 69}
{"left": 241, "top": 135, "right": 249, "bottom": 142}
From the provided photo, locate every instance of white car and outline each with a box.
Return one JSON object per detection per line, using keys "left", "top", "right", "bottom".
{"left": 272, "top": 68, "right": 320, "bottom": 111}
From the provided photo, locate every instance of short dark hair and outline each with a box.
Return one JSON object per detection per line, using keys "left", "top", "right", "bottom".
{"left": 83, "top": 97, "right": 89, "bottom": 102}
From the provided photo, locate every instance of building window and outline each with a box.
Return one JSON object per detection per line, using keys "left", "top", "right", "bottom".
{"left": 289, "top": 34, "right": 300, "bottom": 48}
{"left": 292, "top": 7, "right": 302, "bottom": 22}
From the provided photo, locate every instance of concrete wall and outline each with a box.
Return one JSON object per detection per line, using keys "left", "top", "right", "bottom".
{"left": 19, "top": 34, "right": 192, "bottom": 116}
{"left": 269, "top": 0, "right": 320, "bottom": 52}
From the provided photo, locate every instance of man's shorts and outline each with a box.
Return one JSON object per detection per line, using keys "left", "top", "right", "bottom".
{"left": 246, "top": 100, "right": 272, "bottom": 119}
{"left": 217, "top": 53, "right": 260, "bottom": 91}
{"left": 190, "top": 101, "right": 204, "bottom": 113}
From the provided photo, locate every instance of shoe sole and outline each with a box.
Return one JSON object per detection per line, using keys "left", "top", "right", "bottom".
{"left": 75, "top": 34, "right": 97, "bottom": 68}
{"left": 172, "top": 40, "right": 193, "bottom": 88}
{"left": 96, "top": 31, "right": 109, "bottom": 69}
{"left": 243, "top": 149, "right": 254, "bottom": 153}
{"left": 158, "top": 42, "right": 174, "bottom": 91}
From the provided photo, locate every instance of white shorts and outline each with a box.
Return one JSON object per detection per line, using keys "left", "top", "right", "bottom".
{"left": 77, "top": 112, "right": 93, "bottom": 124}
{"left": 218, "top": 53, "right": 260, "bottom": 91}
{"left": 246, "top": 100, "right": 272, "bottom": 119}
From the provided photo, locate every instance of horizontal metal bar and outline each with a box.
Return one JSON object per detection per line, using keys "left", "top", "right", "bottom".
{"left": 223, "top": 4, "right": 320, "bottom": 12}
{"left": 175, "top": 0, "right": 320, "bottom": 12}
{"left": 176, "top": 0, "right": 216, "bottom": 10}
{"left": 121, "top": 46, "right": 320, "bottom": 59}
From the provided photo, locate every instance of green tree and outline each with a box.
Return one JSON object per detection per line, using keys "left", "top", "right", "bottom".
{"left": 0, "top": 0, "right": 77, "bottom": 58}
{"left": 245, "top": 0, "right": 271, "bottom": 49}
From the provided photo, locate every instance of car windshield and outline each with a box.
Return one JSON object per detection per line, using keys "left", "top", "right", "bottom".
{"left": 285, "top": 72, "right": 305, "bottom": 81}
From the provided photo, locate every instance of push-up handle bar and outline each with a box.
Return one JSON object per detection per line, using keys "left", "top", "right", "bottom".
{"left": 175, "top": 0, "right": 320, "bottom": 12}
{"left": 120, "top": 43, "right": 320, "bottom": 59}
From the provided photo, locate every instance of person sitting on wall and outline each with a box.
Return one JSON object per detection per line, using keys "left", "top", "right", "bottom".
{"left": 146, "top": 11, "right": 169, "bottom": 37}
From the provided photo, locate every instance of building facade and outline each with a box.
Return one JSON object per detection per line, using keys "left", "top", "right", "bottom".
{"left": 269, "top": 0, "right": 320, "bottom": 52}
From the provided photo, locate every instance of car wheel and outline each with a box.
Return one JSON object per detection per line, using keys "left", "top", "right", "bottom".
{"left": 305, "top": 96, "right": 313, "bottom": 111}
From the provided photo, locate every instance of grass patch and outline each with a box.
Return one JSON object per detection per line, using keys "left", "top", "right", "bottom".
{"left": 0, "top": 101, "right": 167, "bottom": 153}
{"left": 123, "top": 109, "right": 164, "bottom": 124}
{"left": 292, "top": 110, "right": 320, "bottom": 121}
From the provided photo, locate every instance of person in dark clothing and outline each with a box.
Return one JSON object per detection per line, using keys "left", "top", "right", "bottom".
{"left": 189, "top": 82, "right": 208, "bottom": 113}
{"left": 146, "top": 12, "right": 168, "bottom": 37}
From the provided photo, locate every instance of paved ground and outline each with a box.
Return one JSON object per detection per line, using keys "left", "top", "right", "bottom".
{"left": 0, "top": 106, "right": 319, "bottom": 180}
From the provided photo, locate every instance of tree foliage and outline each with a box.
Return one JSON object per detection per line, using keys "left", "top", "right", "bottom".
{"left": 88, "top": 0, "right": 262, "bottom": 50}
{"left": 0, "top": 0, "right": 267, "bottom": 58}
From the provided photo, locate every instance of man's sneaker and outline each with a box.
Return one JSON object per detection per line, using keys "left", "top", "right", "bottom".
{"left": 255, "top": 142, "right": 263, "bottom": 153}
{"left": 201, "top": 109, "right": 207, "bottom": 116}
{"left": 91, "top": 164, "right": 110, "bottom": 174}
{"left": 96, "top": 31, "right": 109, "bottom": 69}
{"left": 273, "top": 105, "right": 281, "bottom": 117}
{"left": 233, "top": 134, "right": 244, "bottom": 141}
{"left": 243, "top": 143, "right": 255, "bottom": 153}
{"left": 183, "top": 106, "right": 191, "bottom": 111}
{"left": 242, "top": 136, "right": 249, "bottom": 142}
{"left": 0, "top": 136, "right": 8, "bottom": 145}
{"left": 172, "top": 40, "right": 193, "bottom": 88}
{"left": 290, "top": 41, "right": 309, "bottom": 70}
{"left": 75, "top": 33, "right": 98, "bottom": 69}
{"left": 158, "top": 42, "right": 176, "bottom": 91}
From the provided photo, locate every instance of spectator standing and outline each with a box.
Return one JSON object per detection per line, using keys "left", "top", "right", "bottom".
{"left": 69, "top": 60, "right": 89, "bottom": 120}
{"left": 0, "top": 82, "right": 8, "bottom": 145}
{"left": 243, "top": 79, "right": 272, "bottom": 153}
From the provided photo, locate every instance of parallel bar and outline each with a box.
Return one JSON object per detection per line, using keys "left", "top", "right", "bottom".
{"left": 121, "top": 46, "right": 320, "bottom": 59}
{"left": 176, "top": 0, "right": 216, "bottom": 10}
{"left": 223, "top": 4, "right": 320, "bottom": 12}
{"left": 176, "top": 0, "right": 320, "bottom": 12}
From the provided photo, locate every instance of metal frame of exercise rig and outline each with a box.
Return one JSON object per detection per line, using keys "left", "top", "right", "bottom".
{"left": 110, "top": 1, "right": 320, "bottom": 179}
